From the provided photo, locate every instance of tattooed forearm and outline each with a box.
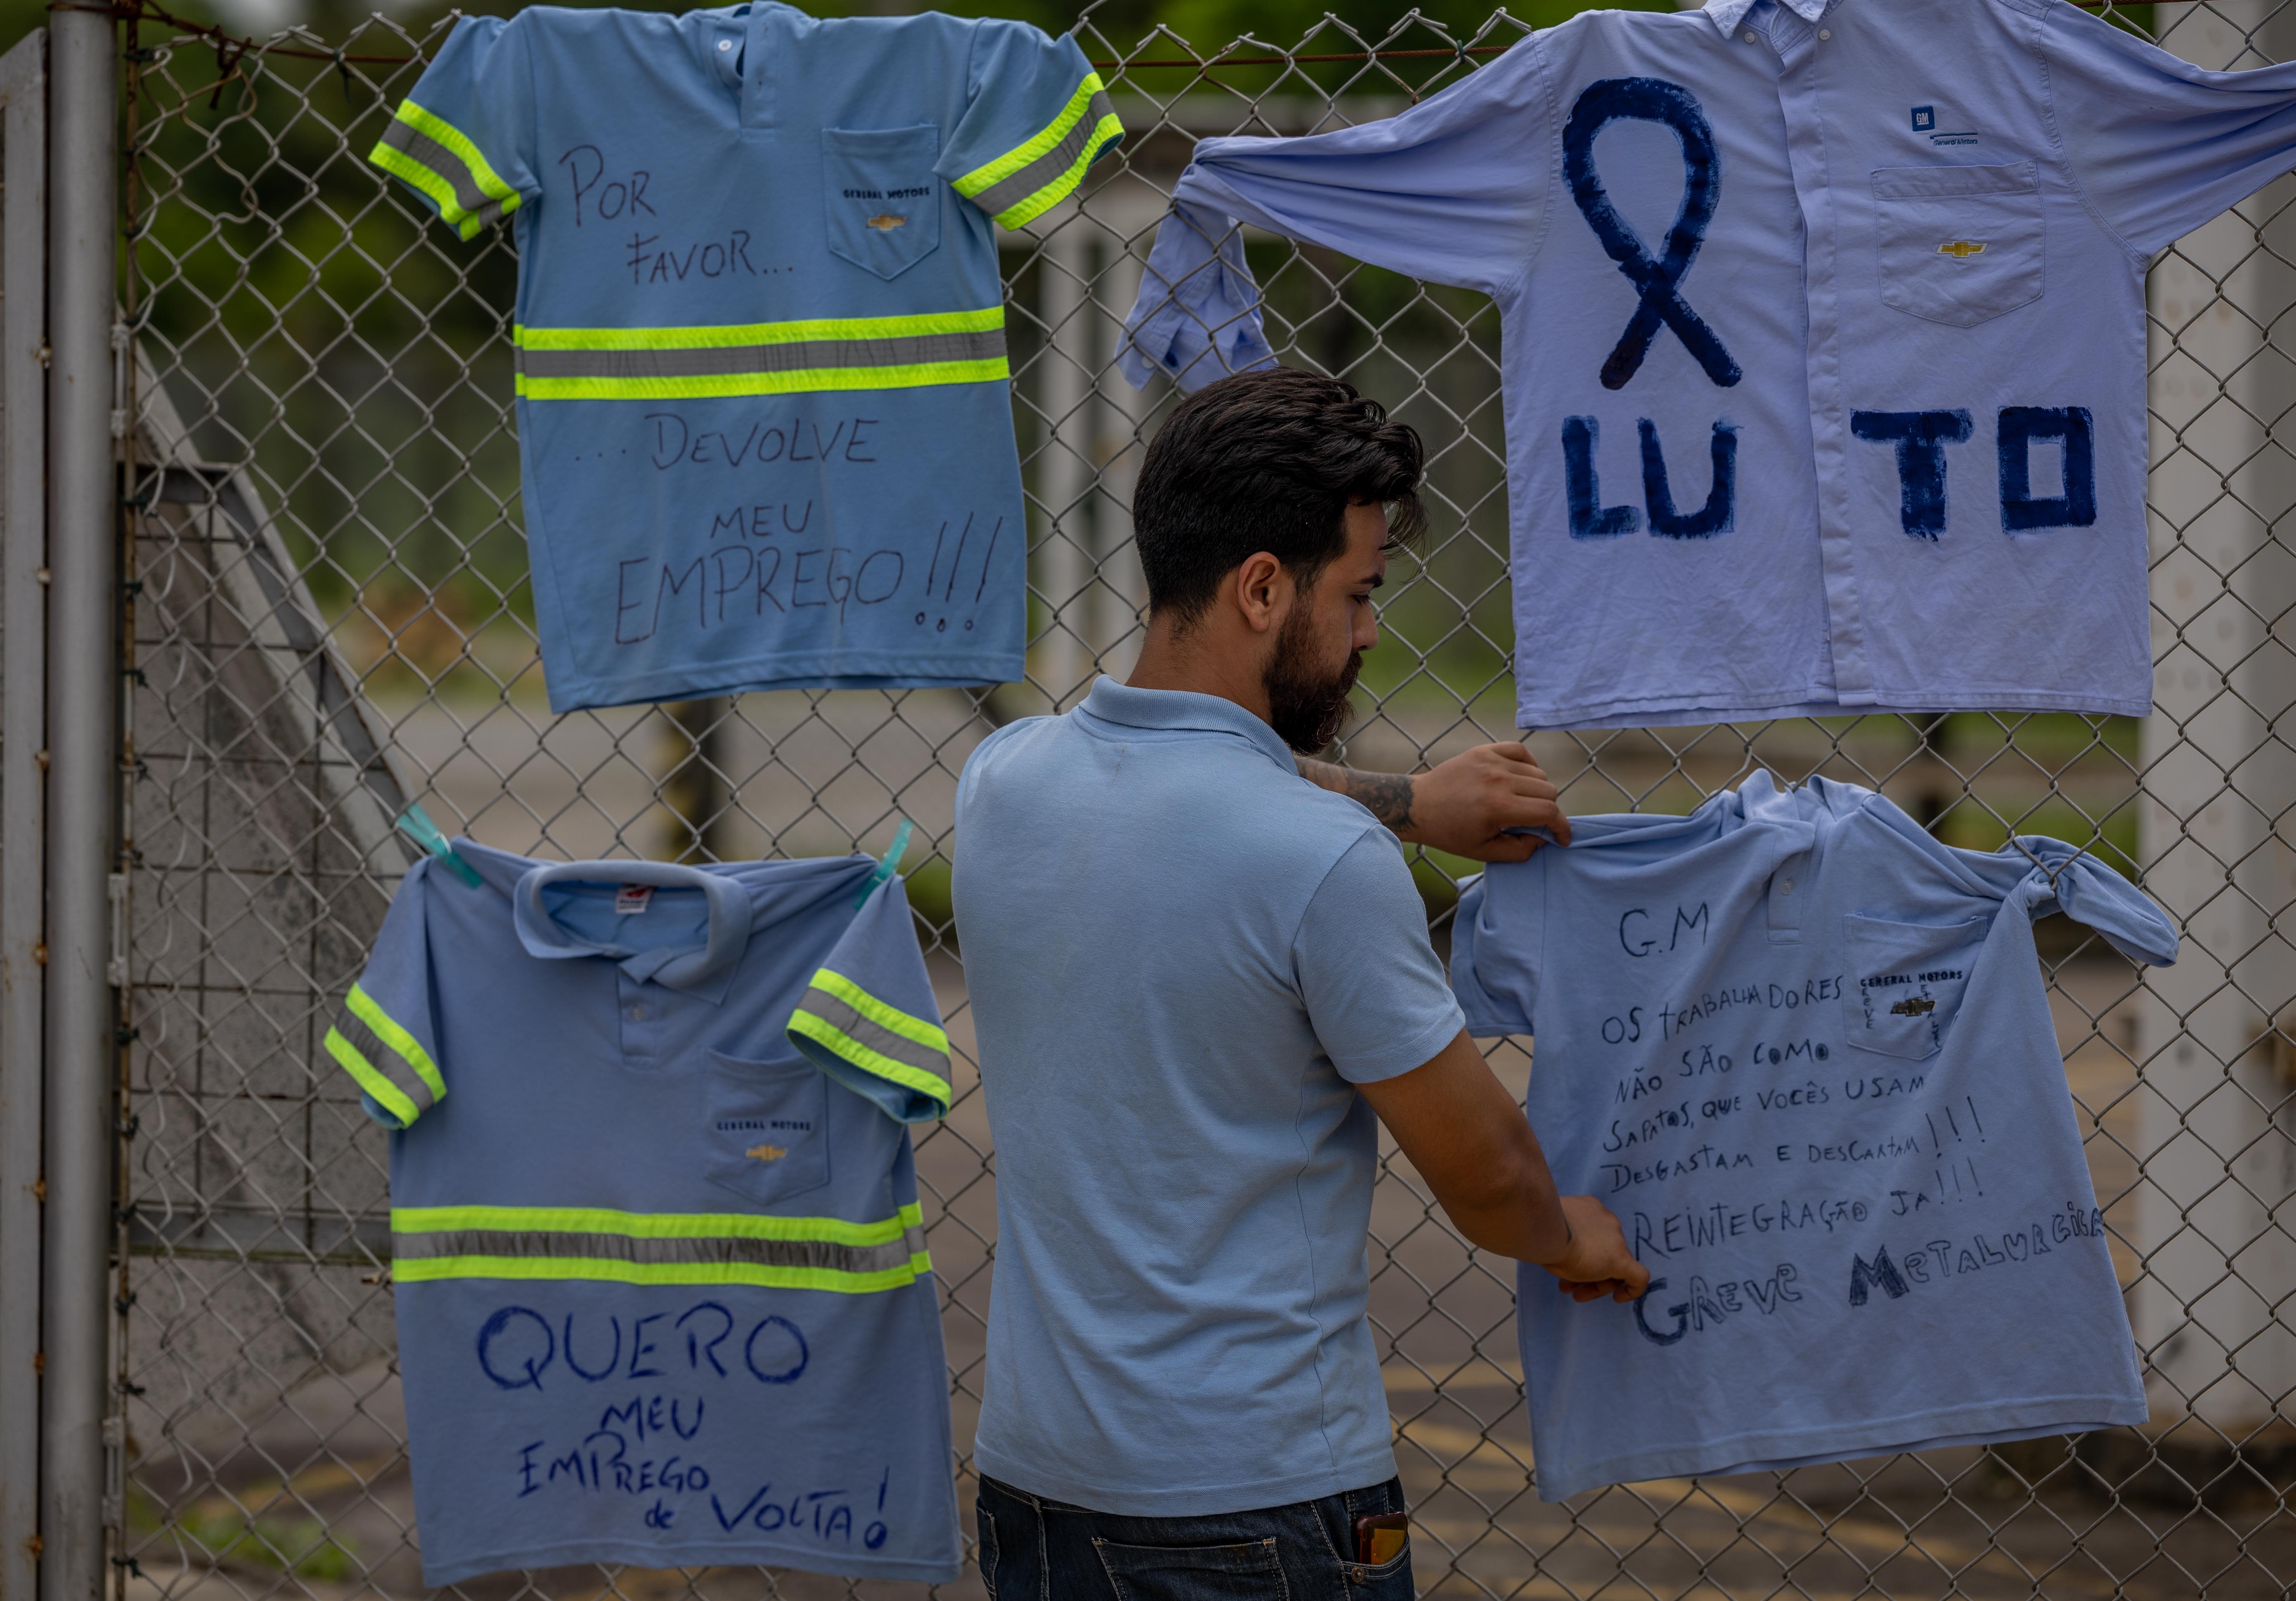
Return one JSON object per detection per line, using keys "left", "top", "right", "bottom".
{"left": 1297, "top": 757, "right": 1416, "bottom": 831}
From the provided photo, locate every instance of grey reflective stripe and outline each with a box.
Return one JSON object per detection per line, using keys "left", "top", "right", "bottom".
{"left": 903, "top": 1222, "right": 928, "bottom": 1259}
{"left": 390, "top": 1228, "right": 919, "bottom": 1277}
{"left": 967, "top": 91, "right": 1118, "bottom": 218}
{"left": 378, "top": 119, "right": 508, "bottom": 228}
{"left": 795, "top": 985, "right": 950, "bottom": 1080}
{"left": 336, "top": 1009, "right": 438, "bottom": 1115}
{"left": 513, "top": 327, "right": 1006, "bottom": 381}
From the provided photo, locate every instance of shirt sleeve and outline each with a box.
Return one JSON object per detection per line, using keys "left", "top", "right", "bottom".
{"left": 325, "top": 860, "right": 447, "bottom": 1131}
{"left": 1448, "top": 854, "right": 1544, "bottom": 1039}
{"left": 1120, "top": 38, "right": 1550, "bottom": 390}
{"left": 368, "top": 14, "right": 535, "bottom": 242}
{"left": 2037, "top": 3, "right": 2296, "bottom": 257}
{"left": 2007, "top": 839, "right": 2180, "bottom": 968}
{"left": 1293, "top": 830, "right": 1466, "bottom": 1085}
{"left": 938, "top": 21, "right": 1124, "bottom": 230}
{"left": 786, "top": 874, "right": 953, "bottom": 1125}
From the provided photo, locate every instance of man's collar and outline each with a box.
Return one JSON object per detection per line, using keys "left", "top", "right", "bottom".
{"left": 513, "top": 859, "right": 751, "bottom": 1001}
{"left": 1079, "top": 676, "right": 1300, "bottom": 773}
{"left": 1704, "top": 0, "right": 1828, "bottom": 37}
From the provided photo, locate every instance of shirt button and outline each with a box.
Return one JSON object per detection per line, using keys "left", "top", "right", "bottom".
{"left": 1818, "top": 28, "right": 1831, "bottom": 39}
{"left": 1780, "top": 879, "right": 1796, "bottom": 895}
{"left": 717, "top": 38, "right": 732, "bottom": 49}
{"left": 1744, "top": 31, "right": 1757, "bottom": 41}
{"left": 626, "top": 1004, "right": 646, "bottom": 1021}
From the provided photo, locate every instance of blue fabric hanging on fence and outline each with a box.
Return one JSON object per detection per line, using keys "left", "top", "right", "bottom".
{"left": 1449, "top": 772, "right": 2175, "bottom": 1500}
{"left": 1122, "top": 0, "right": 2296, "bottom": 729}
{"left": 371, "top": 2, "right": 1121, "bottom": 710}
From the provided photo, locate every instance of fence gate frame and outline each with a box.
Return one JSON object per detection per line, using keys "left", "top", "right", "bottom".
{"left": 2, "top": 9, "right": 125, "bottom": 1601}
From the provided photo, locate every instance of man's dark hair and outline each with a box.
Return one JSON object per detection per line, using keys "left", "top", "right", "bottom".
{"left": 1132, "top": 368, "right": 1427, "bottom": 627}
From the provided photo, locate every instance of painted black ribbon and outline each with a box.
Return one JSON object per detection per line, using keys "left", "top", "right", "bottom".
{"left": 1563, "top": 77, "right": 1742, "bottom": 392}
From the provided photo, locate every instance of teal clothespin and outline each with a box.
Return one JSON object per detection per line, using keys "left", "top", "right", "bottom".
{"left": 858, "top": 819, "right": 913, "bottom": 907}
{"left": 395, "top": 802, "right": 483, "bottom": 889}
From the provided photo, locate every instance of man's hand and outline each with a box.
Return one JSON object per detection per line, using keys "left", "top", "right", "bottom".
{"left": 1536, "top": 1195, "right": 1650, "bottom": 1305}
{"left": 1405, "top": 742, "right": 1571, "bottom": 860}
{"left": 1298, "top": 742, "right": 1570, "bottom": 861}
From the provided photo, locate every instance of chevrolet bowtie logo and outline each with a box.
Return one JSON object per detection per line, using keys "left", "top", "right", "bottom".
{"left": 1889, "top": 996, "right": 1937, "bottom": 1017}
{"left": 745, "top": 1143, "right": 789, "bottom": 1162}
{"left": 865, "top": 213, "right": 907, "bottom": 231}
{"left": 1938, "top": 240, "right": 1987, "bottom": 259}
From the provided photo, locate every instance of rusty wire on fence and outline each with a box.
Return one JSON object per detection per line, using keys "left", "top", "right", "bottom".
{"left": 93, "top": 0, "right": 2296, "bottom": 1596}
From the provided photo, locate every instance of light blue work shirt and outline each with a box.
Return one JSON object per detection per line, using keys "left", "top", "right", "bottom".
{"left": 1450, "top": 773, "right": 2175, "bottom": 1500}
{"left": 324, "top": 845, "right": 960, "bottom": 1583}
{"left": 1123, "top": 0, "right": 2296, "bottom": 729}
{"left": 372, "top": 4, "right": 1121, "bottom": 710}
{"left": 952, "top": 679, "right": 1466, "bottom": 1515}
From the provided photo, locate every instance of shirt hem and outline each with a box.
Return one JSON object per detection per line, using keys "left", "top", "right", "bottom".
{"left": 546, "top": 652, "right": 1025, "bottom": 712}
{"left": 1522, "top": 688, "right": 2151, "bottom": 732}
{"left": 1534, "top": 1392, "right": 2147, "bottom": 1502}
{"left": 972, "top": 1441, "right": 1400, "bottom": 1517}
{"left": 419, "top": 1538, "right": 961, "bottom": 1586}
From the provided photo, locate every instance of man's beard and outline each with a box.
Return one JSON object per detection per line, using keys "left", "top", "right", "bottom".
{"left": 1263, "top": 602, "right": 1363, "bottom": 754}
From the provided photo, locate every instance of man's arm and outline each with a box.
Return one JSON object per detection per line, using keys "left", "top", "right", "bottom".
{"left": 1300, "top": 742, "right": 1572, "bottom": 862}
{"left": 1357, "top": 1031, "right": 1648, "bottom": 1302}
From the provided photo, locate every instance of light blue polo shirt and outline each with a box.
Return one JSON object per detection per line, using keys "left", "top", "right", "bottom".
{"left": 952, "top": 679, "right": 1466, "bottom": 1515}
{"left": 1450, "top": 772, "right": 2175, "bottom": 1500}
{"left": 1123, "top": 0, "right": 2296, "bottom": 728}
{"left": 324, "top": 845, "right": 962, "bottom": 1583}
{"left": 371, "top": 4, "right": 1121, "bottom": 711}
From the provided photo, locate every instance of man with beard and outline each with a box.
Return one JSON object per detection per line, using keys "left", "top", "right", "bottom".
{"left": 951, "top": 368, "right": 1646, "bottom": 1598}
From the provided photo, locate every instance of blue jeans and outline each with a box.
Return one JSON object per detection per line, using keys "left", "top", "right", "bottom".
{"left": 975, "top": 1473, "right": 1414, "bottom": 1600}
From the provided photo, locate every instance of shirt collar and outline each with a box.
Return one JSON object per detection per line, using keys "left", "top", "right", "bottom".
{"left": 1078, "top": 676, "right": 1301, "bottom": 774}
{"left": 513, "top": 859, "right": 752, "bottom": 1001}
{"left": 1704, "top": 0, "right": 1828, "bottom": 36}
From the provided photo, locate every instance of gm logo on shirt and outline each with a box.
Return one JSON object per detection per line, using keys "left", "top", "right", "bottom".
{"left": 1911, "top": 104, "right": 1978, "bottom": 147}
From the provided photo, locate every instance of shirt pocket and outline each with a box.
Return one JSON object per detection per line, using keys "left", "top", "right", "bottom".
{"left": 704, "top": 1050, "right": 831, "bottom": 1207}
{"left": 1871, "top": 162, "right": 2044, "bottom": 328}
{"left": 1840, "top": 913, "right": 1988, "bottom": 1060}
{"left": 823, "top": 125, "right": 943, "bottom": 282}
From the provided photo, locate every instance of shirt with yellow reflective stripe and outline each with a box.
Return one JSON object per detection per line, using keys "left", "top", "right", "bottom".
{"left": 333, "top": 841, "right": 960, "bottom": 1585}
{"left": 364, "top": 3, "right": 1121, "bottom": 713}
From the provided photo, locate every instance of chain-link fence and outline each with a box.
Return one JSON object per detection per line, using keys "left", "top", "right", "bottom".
{"left": 59, "top": 0, "right": 2296, "bottom": 1596}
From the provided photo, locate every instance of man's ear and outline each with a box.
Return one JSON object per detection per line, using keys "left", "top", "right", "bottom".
{"left": 1232, "top": 551, "right": 1287, "bottom": 636}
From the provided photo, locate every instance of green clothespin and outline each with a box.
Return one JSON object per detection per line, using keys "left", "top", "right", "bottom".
{"left": 395, "top": 802, "right": 483, "bottom": 889}
{"left": 858, "top": 819, "right": 913, "bottom": 907}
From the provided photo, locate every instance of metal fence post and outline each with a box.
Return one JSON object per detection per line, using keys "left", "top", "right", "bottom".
{"left": 2137, "top": 0, "right": 2296, "bottom": 1440}
{"left": 0, "top": 33, "right": 50, "bottom": 1601}
{"left": 41, "top": 12, "right": 116, "bottom": 1601}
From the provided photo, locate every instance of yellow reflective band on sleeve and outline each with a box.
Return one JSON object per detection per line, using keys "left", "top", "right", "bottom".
{"left": 806, "top": 970, "right": 950, "bottom": 1054}
{"left": 986, "top": 110, "right": 1125, "bottom": 230}
{"left": 345, "top": 983, "right": 447, "bottom": 1103}
{"left": 787, "top": 968, "right": 953, "bottom": 1112}
{"left": 393, "top": 100, "right": 520, "bottom": 213}
{"left": 368, "top": 144, "right": 485, "bottom": 241}
{"left": 325, "top": 1026, "right": 419, "bottom": 1128}
{"left": 954, "top": 72, "right": 1107, "bottom": 198}
{"left": 787, "top": 1011, "right": 954, "bottom": 1112}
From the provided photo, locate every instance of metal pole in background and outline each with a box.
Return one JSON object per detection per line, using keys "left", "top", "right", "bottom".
{"left": 2138, "top": 0, "right": 2296, "bottom": 1439}
{"left": 42, "top": 11, "right": 116, "bottom": 1601}
{"left": 0, "top": 33, "right": 50, "bottom": 1601}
